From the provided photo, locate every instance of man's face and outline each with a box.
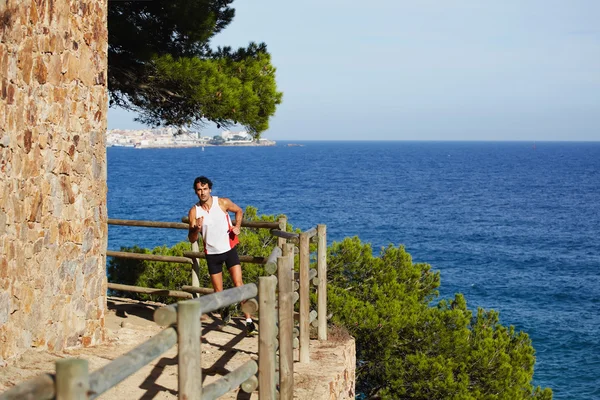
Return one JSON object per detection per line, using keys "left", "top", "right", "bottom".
{"left": 195, "top": 183, "right": 211, "bottom": 202}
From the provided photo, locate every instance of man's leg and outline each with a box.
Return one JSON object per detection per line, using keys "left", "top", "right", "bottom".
{"left": 210, "top": 272, "right": 224, "bottom": 292}
{"left": 228, "top": 264, "right": 251, "bottom": 320}
{"left": 229, "top": 264, "right": 257, "bottom": 336}
{"left": 211, "top": 272, "right": 232, "bottom": 324}
{"left": 206, "top": 254, "right": 230, "bottom": 324}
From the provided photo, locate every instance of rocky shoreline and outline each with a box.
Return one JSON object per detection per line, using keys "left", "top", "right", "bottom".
{"left": 109, "top": 141, "right": 276, "bottom": 149}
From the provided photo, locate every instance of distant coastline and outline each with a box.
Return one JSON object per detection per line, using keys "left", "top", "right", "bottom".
{"left": 107, "top": 128, "right": 276, "bottom": 148}
{"left": 108, "top": 141, "right": 276, "bottom": 149}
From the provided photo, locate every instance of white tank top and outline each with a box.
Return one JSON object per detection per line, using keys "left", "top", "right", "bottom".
{"left": 195, "top": 196, "right": 239, "bottom": 254}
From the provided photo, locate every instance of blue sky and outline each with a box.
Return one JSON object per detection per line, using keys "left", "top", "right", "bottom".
{"left": 108, "top": 0, "right": 600, "bottom": 141}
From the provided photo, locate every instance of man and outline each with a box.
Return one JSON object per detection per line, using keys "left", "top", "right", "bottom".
{"left": 188, "top": 176, "right": 257, "bottom": 336}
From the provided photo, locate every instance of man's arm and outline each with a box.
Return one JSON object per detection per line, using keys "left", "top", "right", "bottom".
{"left": 220, "top": 197, "right": 243, "bottom": 235}
{"left": 188, "top": 206, "right": 201, "bottom": 243}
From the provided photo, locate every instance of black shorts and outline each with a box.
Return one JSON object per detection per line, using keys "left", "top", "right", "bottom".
{"left": 205, "top": 248, "right": 240, "bottom": 275}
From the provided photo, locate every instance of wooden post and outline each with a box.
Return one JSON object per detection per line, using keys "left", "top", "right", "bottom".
{"left": 55, "top": 359, "right": 89, "bottom": 400}
{"left": 278, "top": 253, "right": 294, "bottom": 399}
{"left": 298, "top": 231, "right": 310, "bottom": 363}
{"left": 278, "top": 216, "right": 287, "bottom": 249}
{"left": 258, "top": 276, "right": 277, "bottom": 400}
{"left": 282, "top": 242, "right": 294, "bottom": 257}
{"left": 178, "top": 300, "right": 202, "bottom": 400}
{"left": 317, "top": 224, "right": 327, "bottom": 340}
{"left": 191, "top": 241, "right": 201, "bottom": 298}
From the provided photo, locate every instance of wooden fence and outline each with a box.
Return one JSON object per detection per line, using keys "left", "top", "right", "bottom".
{"left": 0, "top": 216, "right": 328, "bottom": 399}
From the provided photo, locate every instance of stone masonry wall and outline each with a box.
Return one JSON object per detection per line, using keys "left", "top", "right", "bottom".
{"left": 0, "top": 0, "right": 108, "bottom": 364}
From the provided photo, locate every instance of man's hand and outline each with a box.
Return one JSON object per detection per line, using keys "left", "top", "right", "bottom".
{"left": 188, "top": 208, "right": 203, "bottom": 243}
{"left": 231, "top": 226, "right": 240, "bottom": 235}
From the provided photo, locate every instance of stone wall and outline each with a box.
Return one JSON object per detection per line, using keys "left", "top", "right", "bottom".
{"left": 294, "top": 338, "right": 356, "bottom": 399}
{"left": 0, "top": 0, "right": 108, "bottom": 364}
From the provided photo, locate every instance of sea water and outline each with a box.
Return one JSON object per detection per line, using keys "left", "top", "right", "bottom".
{"left": 108, "top": 141, "right": 600, "bottom": 398}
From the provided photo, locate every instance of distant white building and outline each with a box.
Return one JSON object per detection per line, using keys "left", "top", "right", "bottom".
{"left": 221, "top": 130, "right": 254, "bottom": 144}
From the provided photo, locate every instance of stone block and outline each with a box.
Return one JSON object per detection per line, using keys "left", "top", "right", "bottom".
{"left": 58, "top": 221, "right": 73, "bottom": 243}
{"left": 47, "top": 54, "right": 62, "bottom": 85}
{"left": 59, "top": 175, "right": 76, "bottom": 204}
{"left": 64, "top": 51, "right": 80, "bottom": 82}
{"left": 33, "top": 56, "right": 47, "bottom": 84}
{"left": 6, "top": 84, "right": 15, "bottom": 104}
{"left": 0, "top": 210, "right": 6, "bottom": 235}
{"left": 0, "top": 257, "right": 8, "bottom": 279}
{"left": 17, "top": 38, "right": 34, "bottom": 85}
{"left": 0, "top": 291, "right": 10, "bottom": 325}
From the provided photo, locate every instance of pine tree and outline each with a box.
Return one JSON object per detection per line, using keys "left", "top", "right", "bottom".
{"left": 108, "top": 0, "right": 282, "bottom": 135}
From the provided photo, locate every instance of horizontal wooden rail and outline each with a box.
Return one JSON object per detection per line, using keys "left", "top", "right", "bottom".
{"left": 293, "top": 309, "right": 317, "bottom": 325}
{"left": 110, "top": 218, "right": 281, "bottom": 230}
{"left": 88, "top": 327, "right": 177, "bottom": 399}
{"left": 201, "top": 360, "right": 258, "bottom": 400}
{"left": 2, "top": 327, "right": 179, "bottom": 400}
{"left": 106, "top": 250, "right": 192, "bottom": 264}
{"left": 241, "top": 298, "right": 259, "bottom": 315}
{"left": 183, "top": 251, "right": 267, "bottom": 264}
{"left": 108, "top": 250, "right": 266, "bottom": 265}
{"left": 0, "top": 373, "right": 55, "bottom": 400}
{"left": 107, "top": 283, "right": 193, "bottom": 299}
{"left": 269, "top": 229, "right": 299, "bottom": 243}
{"left": 294, "top": 268, "right": 317, "bottom": 281}
{"left": 154, "top": 283, "right": 258, "bottom": 326}
{"left": 304, "top": 226, "right": 318, "bottom": 239}
{"left": 264, "top": 246, "right": 282, "bottom": 275}
{"left": 108, "top": 219, "right": 188, "bottom": 229}
{"left": 182, "top": 217, "right": 280, "bottom": 230}
{"left": 181, "top": 285, "right": 215, "bottom": 295}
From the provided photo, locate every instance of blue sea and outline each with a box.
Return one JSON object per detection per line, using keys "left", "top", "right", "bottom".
{"left": 107, "top": 141, "right": 600, "bottom": 399}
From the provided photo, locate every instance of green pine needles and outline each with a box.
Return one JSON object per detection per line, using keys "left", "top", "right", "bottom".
{"left": 108, "top": 1, "right": 282, "bottom": 135}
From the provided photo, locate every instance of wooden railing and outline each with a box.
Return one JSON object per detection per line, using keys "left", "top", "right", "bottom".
{"left": 1, "top": 216, "right": 328, "bottom": 399}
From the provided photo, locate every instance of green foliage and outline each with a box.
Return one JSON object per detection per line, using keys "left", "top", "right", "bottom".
{"left": 107, "top": 209, "right": 552, "bottom": 399}
{"left": 108, "top": 0, "right": 282, "bottom": 135}
{"left": 107, "top": 242, "right": 201, "bottom": 304}
{"left": 325, "top": 237, "right": 552, "bottom": 399}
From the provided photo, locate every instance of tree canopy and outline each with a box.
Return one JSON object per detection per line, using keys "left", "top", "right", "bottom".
{"left": 107, "top": 207, "right": 553, "bottom": 399}
{"left": 108, "top": 0, "right": 282, "bottom": 135}
{"left": 326, "top": 238, "right": 552, "bottom": 399}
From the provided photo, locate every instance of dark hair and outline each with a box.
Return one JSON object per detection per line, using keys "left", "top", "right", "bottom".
{"left": 193, "top": 176, "right": 212, "bottom": 189}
